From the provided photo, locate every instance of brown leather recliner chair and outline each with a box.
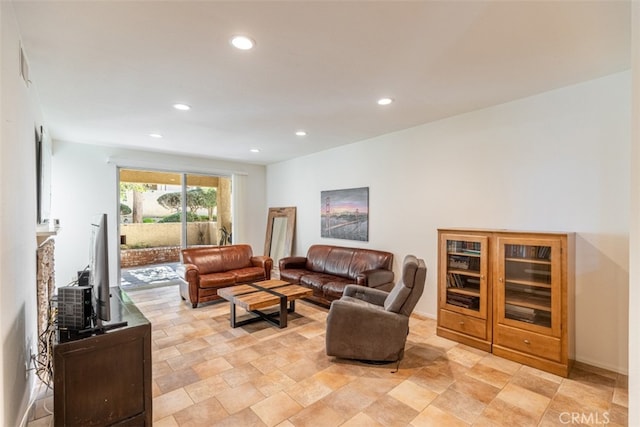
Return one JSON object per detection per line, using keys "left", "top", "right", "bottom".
{"left": 325, "top": 255, "right": 427, "bottom": 362}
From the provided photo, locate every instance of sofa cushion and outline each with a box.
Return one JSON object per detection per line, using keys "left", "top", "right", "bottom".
{"left": 182, "top": 247, "right": 223, "bottom": 275}
{"left": 233, "top": 266, "right": 267, "bottom": 282}
{"left": 323, "top": 280, "right": 353, "bottom": 301}
{"left": 300, "top": 272, "right": 339, "bottom": 292}
{"left": 324, "top": 247, "right": 356, "bottom": 279}
{"left": 279, "top": 268, "right": 308, "bottom": 283}
{"left": 305, "top": 245, "right": 332, "bottom": 273}
{"left": 199, "top": 271, "right": 236, "bottom": 288}
{"left": 221, "top": 245, "right": 254, "bottom": 270}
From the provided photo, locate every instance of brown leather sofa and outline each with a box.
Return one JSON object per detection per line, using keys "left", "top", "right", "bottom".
{"left": 279, "top": 244, "right": 394, "bottom": 306}
{"left": 178, "top": 244, "right": 272, "bottom": 308}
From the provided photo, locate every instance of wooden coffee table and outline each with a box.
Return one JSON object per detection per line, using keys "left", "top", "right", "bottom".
{"left": 217, "top": 279, "right": 313, "bottom": 328}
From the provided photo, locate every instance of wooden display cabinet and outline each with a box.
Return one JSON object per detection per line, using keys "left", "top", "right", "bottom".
{"left": 437, "top": 229, "right": 575, "bottom": 377}
{"left": 437, "top": 231, "right": 491, "bottom": 351}
{"left": 492, "top": 233, "right": 575, "bottom": 376}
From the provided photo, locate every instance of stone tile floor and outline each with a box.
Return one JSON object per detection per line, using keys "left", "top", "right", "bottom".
{"left": 28, "top": 284, "right": 628, "bottom": 426}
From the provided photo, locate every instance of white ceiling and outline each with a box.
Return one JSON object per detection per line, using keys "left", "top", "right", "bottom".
{"left": 12, "top": 1, "right": 631, "bottom": 165}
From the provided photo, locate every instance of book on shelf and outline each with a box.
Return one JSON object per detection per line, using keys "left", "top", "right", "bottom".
{"left": 505, "top": 305, "right": 551, "bottom": 325}
{"left": 446, "top": 294, "right": 479, "bottom": 309}
{"left": 448, "top": 255, "right": 480, "bottom": 271}
{"left": 506, "top": 245, "right": 551, "bottom": 261}
{"left": 447, "top": 274, "right": 482, "bottom": 290}
{"left": 447, "top": 273, "right": 462, "bottom": 288}
{"left": 448, "top": 240, "right": 481, "bottom": 253}
{"left": 448, "top": 255, "right": 469, "bottom": 269}
{"left": 505, "top": 305, "right": 536, "bottom": 323}
{"left": 462, "top": 249, "right": 481, "bottom": 255}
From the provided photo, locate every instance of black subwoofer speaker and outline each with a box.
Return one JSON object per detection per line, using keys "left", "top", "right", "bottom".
{"left": 58, "top": 286, "right": 92, "bottom": 331}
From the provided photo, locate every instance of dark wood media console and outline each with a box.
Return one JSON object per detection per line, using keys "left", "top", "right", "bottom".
{"left": 54, "top": 287, "right": 151, "bottom": 426}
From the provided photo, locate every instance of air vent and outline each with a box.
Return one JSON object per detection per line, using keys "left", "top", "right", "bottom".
{"left": 19, "top": 44, "right": 30, "bottom": 87}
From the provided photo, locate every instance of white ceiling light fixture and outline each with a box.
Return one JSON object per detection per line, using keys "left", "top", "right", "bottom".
{"left": 231, "top": 35, "right": 255, "bottom": 50}
{"left": 295, "top": 130, "right": 307, "bottom": 136}
{"left": 173, "top": 103, "right": 191, "bottom": 111}
{"left": 377, "top": 97, "right": 394, "bottom": 106}
{"left": 148, "top": 133, "right": 163, "bottom": 138}
{"left": 250, "top": 148, "right": 260, "bottom": 153}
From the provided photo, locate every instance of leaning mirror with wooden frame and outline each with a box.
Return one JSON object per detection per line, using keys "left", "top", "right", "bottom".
{"left": 264, "top": 207, "right": 296, "bottom": 277}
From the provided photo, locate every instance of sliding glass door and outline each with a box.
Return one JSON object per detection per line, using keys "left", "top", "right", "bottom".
{"left": 184, "top": 174, "right": 232, "bottom": 247}
{"left": 118, "top": 169, "right": 232, "bottom": 279}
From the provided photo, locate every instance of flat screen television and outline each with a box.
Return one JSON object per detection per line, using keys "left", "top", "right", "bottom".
{"left": 89, "top": 213, "right": 111, "bottom": 323}
{"left": 85, "top": 213, "right": 127, "bottom": 333}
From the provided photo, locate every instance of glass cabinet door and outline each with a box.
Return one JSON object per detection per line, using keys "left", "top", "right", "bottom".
{"left": 440, "top": 235, "right": 488, "bottom": 319}
{"left": 496, "top": 237, "right": 561, "bottom": 334}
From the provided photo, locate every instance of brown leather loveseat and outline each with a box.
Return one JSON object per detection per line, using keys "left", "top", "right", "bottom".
{"left": 279, "top": 244, "right": 394, "bottom": 306}
{"left": 178, "top": 244, "right": 272, "bottom": 308}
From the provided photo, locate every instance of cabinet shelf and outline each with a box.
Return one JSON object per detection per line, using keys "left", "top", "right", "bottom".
{"left": 447, "top": 287, "right": 480, "bottom": 297}
{"left": 505, "top": 295, "right": 551, "bottom": 311}
{"left": 449, "top": 269, "right": 481, "bottom": 277}
{"left": 505, "top": 279, "right": 552, "bottom": 289}
{"left": 449, "top": 251, "right": 481, "bottom": 257}
{"left": 505, "top": 257, "right": 551, "bottom": 265}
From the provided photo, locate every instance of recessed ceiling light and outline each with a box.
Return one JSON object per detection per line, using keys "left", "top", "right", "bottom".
{"left": 377, "top": 97, "right": 394, "bottom": 106}
{"left": 250, "top": 148, "right": 260, "bottom": 153}
{"left": 295, "top": 130, "right": 307, "bottom": 136}
{"left": 231, "top": 35, "right": 255, "bottom": 50}
{"left": 148, "top": 133, "right": 163, "bottom": 138}
{"left": 173, "top": 103, "right": 191, "bottom": 111}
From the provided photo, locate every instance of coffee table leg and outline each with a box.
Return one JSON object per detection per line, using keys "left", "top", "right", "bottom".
{"left": 230, "top": 302, "right": 237, "bottom": 328}
{"left": 279, "top": 295, "right": 287, "bottom": 328}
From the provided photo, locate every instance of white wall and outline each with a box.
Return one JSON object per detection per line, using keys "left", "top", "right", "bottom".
{"left": 628, "top": 2, "right": 639, "bottom": 424}
{"left": 0, "top": 3, "right": 45, "bottom": 425}
{"left": 267, "top": 72, "right": 631, "bottom": 374}
{"left": 50, "top": 141, "right": 267, "bottom": 289}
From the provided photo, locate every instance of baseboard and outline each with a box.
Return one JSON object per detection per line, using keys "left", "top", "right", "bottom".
{"left": 412, "top": 309, "right": 436, "bottom": 320}
{"left": 18, "top": 395, "right": 36, "bottom": 427}
{"left": 19, "top": 378, "right": 53, "bottom": 427}
{"left": 574, "top": 356, "right": 628, "bottom": 376}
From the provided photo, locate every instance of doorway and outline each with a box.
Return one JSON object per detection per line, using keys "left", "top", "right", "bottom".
{"left": 118, "top": 168, "right": 232, "bottom": 289}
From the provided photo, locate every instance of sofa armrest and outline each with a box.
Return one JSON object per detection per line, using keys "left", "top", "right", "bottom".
{"left": 343, "top": 285, "right": 388, "bottom": 307}
{"left": 251, "top": 255, "right": 273, "bottom": 280}
{"left": 177, "top": 263, "right": 199, "bottom": 281}
{"left": 177, "top": 263, "right": 200, "bottom": 306}
{"left": 279, "top": 256, "right": 307, "bottom": 270}
{"left": 355, "top": 269, "right": 394, "bottom": 288}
